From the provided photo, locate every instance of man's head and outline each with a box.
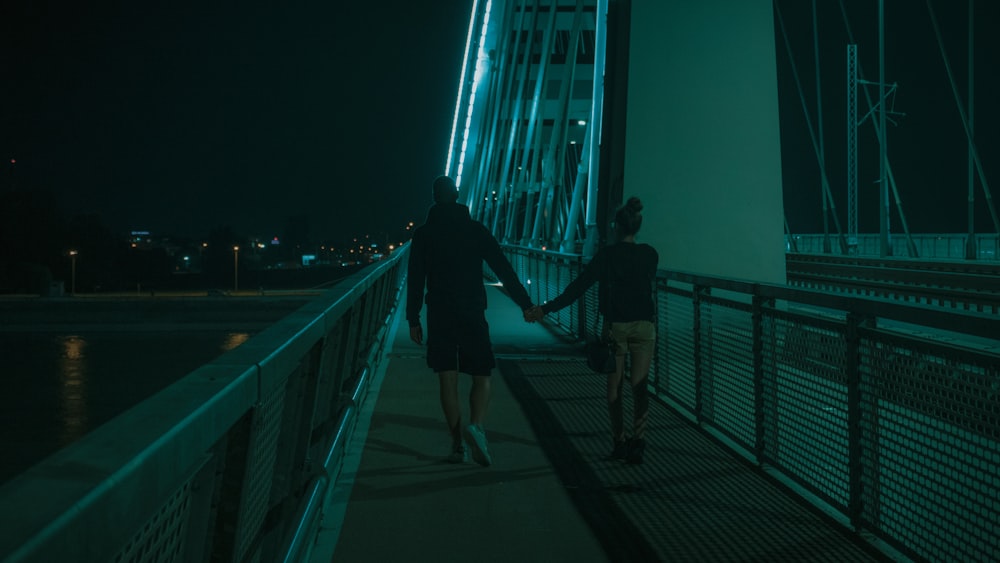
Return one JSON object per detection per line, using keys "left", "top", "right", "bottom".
{"left": 432, "top": 175, "right": 459, "bottom": 203}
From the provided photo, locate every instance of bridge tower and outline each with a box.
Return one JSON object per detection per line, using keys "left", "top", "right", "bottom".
{"left": 447, "top": 0, "right": 786, "bottom": 283}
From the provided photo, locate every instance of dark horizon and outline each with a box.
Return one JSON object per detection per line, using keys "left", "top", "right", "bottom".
{"left": 1, "top": 2, "right": 470, "bottom": 244}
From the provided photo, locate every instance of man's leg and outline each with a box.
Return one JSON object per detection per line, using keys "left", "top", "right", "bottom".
{"left": 463, "top": 374, "right": 494, "bottom": 467}
{"left": 469, "top": 374, "right": 491, "bottom": 426}
{"left": 438, "top": 370, "right": 462, "bottom": 447}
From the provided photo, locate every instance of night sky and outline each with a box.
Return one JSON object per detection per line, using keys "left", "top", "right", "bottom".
{"left": 2, "top": 1, "right": 998, "bottom": 243}
{"left": 775, "top": 0, "right": 999, "bottom": 235}
{"left": 1, "top": 1, "right": 471, "bottom": 243}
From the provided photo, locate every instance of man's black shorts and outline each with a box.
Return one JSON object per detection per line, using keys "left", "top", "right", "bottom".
{"left": 425, "top": 306, "right": 495, "bottom": 375}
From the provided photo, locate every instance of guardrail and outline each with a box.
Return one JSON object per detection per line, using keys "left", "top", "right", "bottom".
{"left": 787, "top": 253, "right": 1000, "bottom": 313}
{"left": 787, "top": 233, "right": 1000, "bottom": 261}
{"left": 0, "top": 246, "right": 409, "bottom": 563}
{"left": 502, "top": 245, "right": 999, "bottom": 563}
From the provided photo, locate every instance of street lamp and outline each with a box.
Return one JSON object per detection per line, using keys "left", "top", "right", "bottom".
{"left": 233, "top": 246, "right": 240, "bottom": 293}
{"left": 68, "top": 250, "right": 78, "bottom": 296}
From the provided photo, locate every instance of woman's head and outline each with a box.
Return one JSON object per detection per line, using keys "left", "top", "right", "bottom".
{"left": 614, "top": 197, "right": 644, "bottom": 238}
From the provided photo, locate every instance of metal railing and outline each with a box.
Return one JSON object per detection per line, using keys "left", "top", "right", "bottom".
{"left": 786, "top": 253, "right": 1000, "bottom": 313}
{"left": 503, "top": 245, "right": 1000, "bottom": 563}
{"left": 0, "top": 247, "right": 409, "bottom": 563}
{"left": 788, "top": 233, "right": 1000, "bottom": 261}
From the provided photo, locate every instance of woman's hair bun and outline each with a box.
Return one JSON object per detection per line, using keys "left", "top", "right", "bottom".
{"left": 614, "top": 196, "right": 644, "bottom": 237}
{"left": 625, "top": 197, "right": 643, "bottom": 214}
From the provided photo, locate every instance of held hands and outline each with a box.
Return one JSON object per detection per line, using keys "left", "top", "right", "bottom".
{"left": 409, "top": 324, "right": 423, "bottom": 345}
{"left": 523, "top": 305, "right": 545, "bottom": 323}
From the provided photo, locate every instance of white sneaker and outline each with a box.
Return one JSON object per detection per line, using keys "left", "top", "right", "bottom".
{"left": 462, "top": 424, "right": 493, "bottom": 467}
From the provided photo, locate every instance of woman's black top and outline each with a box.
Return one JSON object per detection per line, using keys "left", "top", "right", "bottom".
{"left": 540, "top": 241, "right": 659, "bottom": 322}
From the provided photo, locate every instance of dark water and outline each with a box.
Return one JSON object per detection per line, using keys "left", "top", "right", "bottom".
{"left": 1, "top": 330, "right": 252, "bottom": 484}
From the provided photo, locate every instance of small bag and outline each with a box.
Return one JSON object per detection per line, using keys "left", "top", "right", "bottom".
{"left": 585, "top": 336, "right": 617, "bottom": 373}
{"left": 585, "top": 253, "right": 617, "bottom": 373}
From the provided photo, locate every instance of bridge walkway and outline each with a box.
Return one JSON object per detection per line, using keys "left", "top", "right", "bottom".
{"left": 312, "top": 285, "right": 893, "bottom": 562}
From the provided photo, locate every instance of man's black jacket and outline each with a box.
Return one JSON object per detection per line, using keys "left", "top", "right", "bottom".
{"left": 406, "top": 202, "right": 532, "bottom": 327}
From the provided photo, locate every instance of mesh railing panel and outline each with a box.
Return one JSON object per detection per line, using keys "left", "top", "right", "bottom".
{"left": 660, "top": 286, "right": 696, "bottom": 412}
{"left": 767, "top": 313, "right": 851, "bottom": 509}
{"left": 234, "top": 384, "right": 286, "bottom": 562}
{"left": 648, "top": 288, "right": 669, "bottom": 388}
{"left": 700, "top": 300, "right": 756, "bottom": 451}
{"left": 565, "top": 263, "right": 582, "bottom": 336}
{"left": 859, "top": 333, "right": 1000, "bottom": 562}
{"left": 113, "top": 481, "right": 192, "bottom": 563}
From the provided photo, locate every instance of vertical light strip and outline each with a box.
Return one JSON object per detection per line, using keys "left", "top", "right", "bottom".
{"left": 455, "top": 0, "right": 492, "bottom": 188}
{"left": 446, "top": 0, "right": 480, "bottom": 177}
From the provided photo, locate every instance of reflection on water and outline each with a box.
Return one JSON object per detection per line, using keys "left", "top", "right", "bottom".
{"left": 221, "top": 332, "right": 251, "bottom": 352}
{"left": 1, "top": 330, "right": 257, "bottom": 484}
{"left": 58, "top": 335, "right": 90, "bottom": 445}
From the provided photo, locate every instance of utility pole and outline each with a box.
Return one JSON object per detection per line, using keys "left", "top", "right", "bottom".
{"left": 879, "top": 0, "right": 891, "bottom": 257}
{"left": 847, "top": 45, "right": 858, "bottom": 254}
{"left": 966, "top": 0, "right": 976, "bottom": 260}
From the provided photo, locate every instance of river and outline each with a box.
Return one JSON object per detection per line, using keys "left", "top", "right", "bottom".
{"left": 0, "top": 329, "right": 258, "bottom": 484}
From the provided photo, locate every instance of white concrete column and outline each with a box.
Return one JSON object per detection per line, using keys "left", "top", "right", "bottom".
{"left": 623, "top": 0, "right": 786, "bottom": 284}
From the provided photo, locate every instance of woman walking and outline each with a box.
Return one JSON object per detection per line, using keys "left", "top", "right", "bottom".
{"left": 526, "top": 197, "right": 658, "bottom": 464}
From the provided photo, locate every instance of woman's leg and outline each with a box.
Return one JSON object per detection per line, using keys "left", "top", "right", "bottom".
{"left": 606, "top": 356, "right": 626, "bottom": 442}
{"left": 628, "top": 322, "right": 656, "bottom": 441}
{"left": 628, "top": 348, "right": 653, "bottom": 440}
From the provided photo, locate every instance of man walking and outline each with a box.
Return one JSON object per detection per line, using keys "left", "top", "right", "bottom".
{"left": 406, "top": 175, "right": 534, "bottom": 466}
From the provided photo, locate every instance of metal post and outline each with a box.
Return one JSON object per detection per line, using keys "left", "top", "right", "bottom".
{"left": 847, "top": 45, "right": 858, "bottom": 254}
{"left": 966, "top": 0, "right": 977, "bottom": 260}
{"left": 233, "top": 246, "right": 239, "bottom": 293}
{"left": 491, "top": 0, "right": 536, "bottom": 238}
{"left": 774, "top": 3, "right": 848, "bottom": 254}
{"left": 509, "top": 1, "right": 557, "bottom": 243}
{"left": 582, "top": 0, "right": 608, "bottom": 258}
{"left": 561, "top": 127, "right": 591, "bottom": 253}
{"left": 69, "top": 250, "right": 78, "bottom": 296}
{"left": 693, "top": 286, "right": 707, "bottom": 423}
{"left": 751, "top": 291, "right": 771, "bottom": 462}
{"left": 533, "top": 0, "right": 585, "bottom": 248}
{"left": 879, "top": 0, "right": 890, "bottom": 257}
{"left": 925, "top": 0, "right": 999, "bottom": 237}
{"left": 813, "top": 1, "right": 830, "bottom": 254}
{"left": 845, "top": 312, "right": 864, "bottom": 529}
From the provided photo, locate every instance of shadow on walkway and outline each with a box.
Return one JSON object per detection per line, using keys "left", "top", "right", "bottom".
{"left": 316, "top": 285, "right": 893, "bottom": 563}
